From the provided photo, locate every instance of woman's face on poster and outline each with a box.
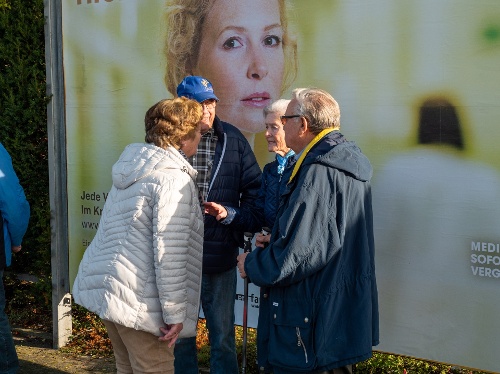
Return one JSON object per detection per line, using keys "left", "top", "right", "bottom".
{"left": 194, "top": 0, "right": 285, "bottom": 134}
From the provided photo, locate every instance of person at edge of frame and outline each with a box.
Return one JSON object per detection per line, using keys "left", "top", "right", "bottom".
{"left": 0, "top": 142, "right": 30, "bottom": 374}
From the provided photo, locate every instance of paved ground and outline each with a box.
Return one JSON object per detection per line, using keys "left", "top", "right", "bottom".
{"left": 13, "top": 327, "right": 115, "bottom": 374}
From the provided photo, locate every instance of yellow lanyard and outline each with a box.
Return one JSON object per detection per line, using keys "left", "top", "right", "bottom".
{"left": 288, "top": 128, "right": 335, "bottom": 184}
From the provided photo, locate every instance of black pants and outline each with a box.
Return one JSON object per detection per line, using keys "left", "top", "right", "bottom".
{"left": 313, "top": 365, "right": 353, "bottom": 374}
{"left": 0, "top": 212, "right": 5, "bottom": 270}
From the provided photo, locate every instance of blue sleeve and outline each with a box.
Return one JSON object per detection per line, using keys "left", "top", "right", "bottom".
{"left": 227, "top": 138, "right": 264, "bottom": 233}
{"left": 244, "top": 166, "right": 342, "bottom": 287}
{"left": 0, "top": 144, "right": 30, "bottom": 249}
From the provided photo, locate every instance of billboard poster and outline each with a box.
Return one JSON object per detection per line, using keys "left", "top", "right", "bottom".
{"left": 62, "top": 1, "right": 500, "bottom": 371}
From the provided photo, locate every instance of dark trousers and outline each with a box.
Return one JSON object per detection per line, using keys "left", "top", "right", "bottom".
{"left": 313, "top": 365, "right": 352, "bottom": 374}
{"left": 0, "top": 213, "right": 5, "bottom": 270}
{"left": 1, "top": 269, "right": 19, "bottom": 374}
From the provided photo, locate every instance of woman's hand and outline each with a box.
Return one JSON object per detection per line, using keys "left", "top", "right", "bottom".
{"left": 158, "top": 322, "right": 183, "bottom": 347}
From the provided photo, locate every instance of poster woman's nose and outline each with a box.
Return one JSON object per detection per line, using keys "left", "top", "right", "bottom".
{"left": 247, "top": 49, "right": 269, "bottom": 80}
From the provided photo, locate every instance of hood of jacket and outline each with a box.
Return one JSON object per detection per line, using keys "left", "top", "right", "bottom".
{"left": 112, "top": 143, "right": 197, "bottom": 190}
{"left": 304, "top": 131, "right": 373, "bottom": 182}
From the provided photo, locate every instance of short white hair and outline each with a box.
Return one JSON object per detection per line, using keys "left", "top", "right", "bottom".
{"left": 263, "top": 99, "right": 291, "bottom": 117}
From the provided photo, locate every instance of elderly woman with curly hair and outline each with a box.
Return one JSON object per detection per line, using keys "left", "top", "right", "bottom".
{"left": 164, "top": 0, "right": 297, "bottom": 150}
{"left": 73, "top": 97, "right": 204, "bottom": 374}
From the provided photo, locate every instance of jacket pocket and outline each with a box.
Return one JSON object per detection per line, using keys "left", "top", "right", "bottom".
{"left": 268, "top": 296, "right": 316, "bottom": 372}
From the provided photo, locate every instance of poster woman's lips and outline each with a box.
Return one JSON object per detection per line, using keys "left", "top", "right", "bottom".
{"left": 241, "top": 92, "right": 271, "bottom": 108}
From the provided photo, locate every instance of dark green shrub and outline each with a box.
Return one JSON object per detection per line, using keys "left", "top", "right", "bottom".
{"left": 0, "top": 0, "right": 51, "bottom": 316}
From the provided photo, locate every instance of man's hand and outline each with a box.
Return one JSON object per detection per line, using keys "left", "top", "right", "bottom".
{"left": 237, "top": 252, "right": 249, "bottom": 279}
{"left": 11, "top": 245, "right": 22, "bottom": 253}
{"left": 203, "top": 202, "right": 228, "bottom": 221}
{"left": 255, "top": 232, "right": 270, "bottom": 248}
{"left": 158, "top": 322, "right": 183, "bottom": 348}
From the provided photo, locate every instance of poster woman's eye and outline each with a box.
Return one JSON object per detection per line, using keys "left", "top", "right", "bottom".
{"left": 263, "top": 35, "right": 281, "bottom": 47}
{"left": 223, "top": 37, "right": 243, "bottom": 49}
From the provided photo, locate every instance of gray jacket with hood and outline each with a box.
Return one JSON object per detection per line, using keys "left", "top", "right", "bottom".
{"left": 73, "top": 143, "right": 204, "bottom": 338}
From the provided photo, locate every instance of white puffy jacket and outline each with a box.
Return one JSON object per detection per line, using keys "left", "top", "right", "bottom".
{"left": 73, "top": 143, "right": 203, "bottom": 338}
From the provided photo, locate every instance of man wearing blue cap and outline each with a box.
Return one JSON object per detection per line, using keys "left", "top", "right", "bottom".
{"left": 174, "top": 76, "right": 263, "bottom": 374}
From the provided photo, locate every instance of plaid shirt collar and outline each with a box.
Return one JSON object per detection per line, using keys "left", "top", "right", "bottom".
{"left": 189, "top": 128, "right": 217, "bottom": 202}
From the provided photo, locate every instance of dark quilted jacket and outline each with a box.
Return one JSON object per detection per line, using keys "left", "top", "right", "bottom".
{"left": 203, "top": 116, "right": 263, "bottom": 274}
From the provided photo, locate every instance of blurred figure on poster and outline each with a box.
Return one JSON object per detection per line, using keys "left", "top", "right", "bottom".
{"left": 164, "top": 0, "right": 298, "bottom": 151}
{"left": 72, "top": 97, "right": 204, "bottom": 374}
{"left": 174, "top": 76, "right": 263, "bottom": 374}
{"left": 254, "top": 98, "right": 295, "bottom": 373}
{"left": 0, "top": 143, "right": 30, "bottom": 374}
{"left": 238, "top": 88, "right": 379, "bottom": 374}
{"left": 373, "top": 97, "right": 500, "bottom": 361}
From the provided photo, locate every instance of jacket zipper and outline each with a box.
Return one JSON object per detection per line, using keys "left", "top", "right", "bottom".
{"left": 296, "top": 327, "right": 308, "bottom": 364}
{"left": 207, "top": 133, "right": 226, "bottom": 199}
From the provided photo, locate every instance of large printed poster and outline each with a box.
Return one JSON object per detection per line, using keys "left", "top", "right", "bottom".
{"left": 62, "top": 1, "right": 500, "bottom": 372}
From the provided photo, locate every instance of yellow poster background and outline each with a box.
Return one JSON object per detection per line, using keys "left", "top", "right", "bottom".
{"left": 62, "top": 1, "right": 500, "bottom": 371}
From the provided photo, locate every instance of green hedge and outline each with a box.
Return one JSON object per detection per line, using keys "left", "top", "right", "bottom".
{"left": 0, "top": 0, "right": 51, "bottom": 306}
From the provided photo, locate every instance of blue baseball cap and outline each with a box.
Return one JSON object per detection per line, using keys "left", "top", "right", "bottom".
{"left": 176, "top": 76, "right": 219, "bottom": 103}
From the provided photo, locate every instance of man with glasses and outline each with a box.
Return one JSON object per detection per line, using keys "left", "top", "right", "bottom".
{"left": 238, "top": 88, "right": 379, "bottom": 374}
{"left": 174, "top": 76, "right": 263, "bottom": 374}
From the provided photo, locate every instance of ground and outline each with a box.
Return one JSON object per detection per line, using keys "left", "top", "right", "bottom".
{"left": 13, "top": 327, "right": 115, "bottom": 374}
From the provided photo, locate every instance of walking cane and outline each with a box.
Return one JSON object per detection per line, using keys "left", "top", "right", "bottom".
{"left": 257, "top": 227, "right": 271, "bottom": 374}
{"left": 241, "top": 232, "right": 254, "bottom": 374}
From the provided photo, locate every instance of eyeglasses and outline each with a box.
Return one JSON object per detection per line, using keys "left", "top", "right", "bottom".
{"left": 201, "top": 99, "right": 217, "bottom": 109}
{"left": 280, "top": 115, "right": 301, "bottom": 125}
